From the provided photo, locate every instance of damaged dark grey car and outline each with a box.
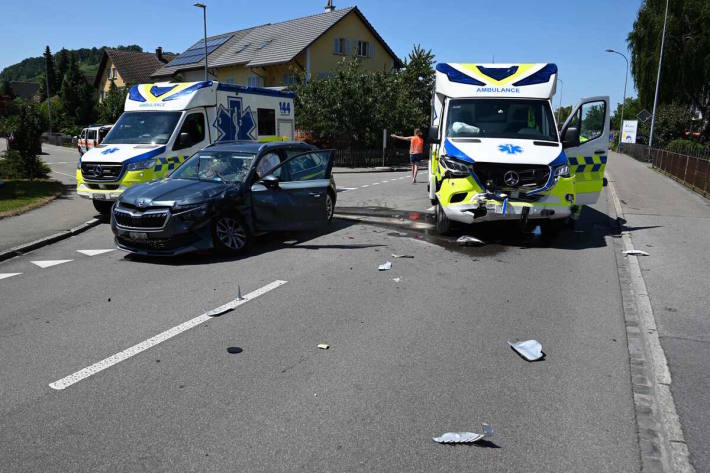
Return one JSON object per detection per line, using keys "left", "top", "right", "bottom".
{"left": 111, "top": 141, "right": 336, "bottom": 256}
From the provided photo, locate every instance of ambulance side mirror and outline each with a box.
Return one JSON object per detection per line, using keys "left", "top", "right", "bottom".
{"left": 427, "top": 126, "right": 440, "bottom": 144}
{"left": 177, "top": 132, "right": 193, "bottom": 148}
{"left": 562, "top": 127, "right": 580, "bottom": 148}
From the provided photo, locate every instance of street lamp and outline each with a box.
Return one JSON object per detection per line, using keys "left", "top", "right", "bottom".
{"left": 194, "top": 2, "right": 208, "bottom": 82}
{"left": 649, "top": 0, "right": 669, "bottom": 155}
{"left": 556, "top": 78, "right": 564, "bottom": 126}
{"left": 606, "top": 48, "right": 628, "bottom": 150}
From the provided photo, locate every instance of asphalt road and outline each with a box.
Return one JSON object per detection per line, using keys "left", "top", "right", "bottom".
{"left": 0, "top": 166, "right": 643, "bottom": 472}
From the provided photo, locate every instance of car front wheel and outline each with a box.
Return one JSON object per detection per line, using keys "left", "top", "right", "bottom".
{"left": 325, "top": 191, "right": 335, "bottom": 223}
{"left": 212, "top": 214, "right": 249, "bottom": 254}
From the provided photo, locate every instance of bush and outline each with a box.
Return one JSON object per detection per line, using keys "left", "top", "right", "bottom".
{"left": 667, "top": 138, "right": 710, "bottom": 156}
{"left": 0, "top": 150, "right": 50, "bottom": 179}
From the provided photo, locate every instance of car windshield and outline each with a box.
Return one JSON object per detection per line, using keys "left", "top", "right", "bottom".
{"left": 446, "top": 99, "right": 558, "bottom": 142}
{"left": 102, "top": 111, "right": 181, "bottom": 145}
{"left": 170, "top": 151, "right": 255, "bottom": 183}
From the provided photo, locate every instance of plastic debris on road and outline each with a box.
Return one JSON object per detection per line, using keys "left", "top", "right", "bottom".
{"left": 206, "top": 305, "right": 233, "bottom": 317}
{"left": 236, "top": 284, "right": 245, "bottom": 301}
{"left": 623, "top": 249, "right": 650, "bottom": 256}
{"left": 378, "top": 261, "right": 392, "bottom": 271}
{"left": 433, "top": 423, "right": 493, "bottom": 444}
{"left": 392, "top": 277, "right": 401, "bottom": 283}
{"left": 456, "top": 236, "right": 485, "bottom": 246}
{"left": 391, "top": 254, "right": 414, "bottom": 259}
{"left": 317, "top": 343, "right": 330, "bottom": 350}
{"left": 508, "top": 339, "right": 544, "bottom": 361}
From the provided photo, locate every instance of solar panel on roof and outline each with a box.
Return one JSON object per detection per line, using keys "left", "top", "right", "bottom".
{"left": 167, "top": 35, "right": 231, "bottom": 67}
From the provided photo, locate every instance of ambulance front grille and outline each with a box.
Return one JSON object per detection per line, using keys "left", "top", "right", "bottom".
{"left": 473, "top": 163, "right": 551, "bottom": 193}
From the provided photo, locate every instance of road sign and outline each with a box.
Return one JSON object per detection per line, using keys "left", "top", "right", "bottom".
{"left": 637, "top": 109, "right": 652, "bottom": 123}
{"left": 622, "top": 120, "right": 638, "bottom": 143}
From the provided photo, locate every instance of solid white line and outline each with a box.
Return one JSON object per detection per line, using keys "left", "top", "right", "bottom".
{"left": 49, "top": 280, "right": 287, "bottom": 390}
{"left": 0, "top": 273, "right": 21, "bottom": 281}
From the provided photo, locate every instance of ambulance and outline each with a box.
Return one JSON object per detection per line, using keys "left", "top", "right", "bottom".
{"left": 428, "top": 63, "right": 609, "bottom": 234}
{"left": 76, "top": 81, "right": 295, "bottom": 215}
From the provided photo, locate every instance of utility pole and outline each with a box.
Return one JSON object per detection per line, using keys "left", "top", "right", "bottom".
{"left": 648, "top": 0, "right": 669, "bottom": 157}
{"left": 194, "top": 3, "right": 208, "bottom": 82}
{"left": 606, "top": 49, "right": 629, "bottom": 149}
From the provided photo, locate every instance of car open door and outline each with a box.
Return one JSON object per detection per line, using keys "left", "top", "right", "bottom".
{"left": 560, "top": 96, "right": 610, "bottom": 205}
{"left": 251, "top": 150, "right": 334, "bottom": 231}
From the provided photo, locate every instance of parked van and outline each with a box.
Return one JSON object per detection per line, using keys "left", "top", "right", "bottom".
{"left": 428, "top": 63, "right": 609, "bottom": 234}
{"left": 76, "top": 81, "right": 295, "bottom": 215}
{"left": 77, "top": 124, "right": 113, "bottom": 156}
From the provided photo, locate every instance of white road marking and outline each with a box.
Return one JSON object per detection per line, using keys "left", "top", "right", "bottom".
{"left": 48, "top": 280, "right": 288, "bottom": 390}
{"left": 51, "top": 170, "right": 76, "bottom": 179}
{"left": 337, "top": 187, "right": 357, "bottom": 192}
{"left": 31, "top": 260, "right": 73, "bottom": 269}
{"left": 371, "top": 182, "right": 380, "bottom": 185}
{"left": 361, "top": 185, "right": 369, "bottom": 188}
{"left": 77, "top": 249, "right": 115, "bottom": 257}
{"left": 0, "top": 273, "right": 21, "bottom": 281}
{"left": 49, "top": 161, "right": 75, "bottom": 165}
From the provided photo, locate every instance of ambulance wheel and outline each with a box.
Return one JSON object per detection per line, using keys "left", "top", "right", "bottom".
{"left": 212, "top": 214, "right": 249, "bottom": 255}
{"left": 435, "top": 203, "right": 452, "bottom": 235}
{"left": 92, "top": 200, "right": 113, "bottom": 218}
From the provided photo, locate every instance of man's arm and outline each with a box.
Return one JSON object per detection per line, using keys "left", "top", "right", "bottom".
{"left": 390, "top": 134, "right": 413, "bottom": 141}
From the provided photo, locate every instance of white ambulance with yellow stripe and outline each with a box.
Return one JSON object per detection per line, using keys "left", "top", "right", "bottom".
{"left": 428, "top": 63, "right": 609, "bottom": 234}
{"left": 76, "top": 81, "right": 295, "bottom": 215}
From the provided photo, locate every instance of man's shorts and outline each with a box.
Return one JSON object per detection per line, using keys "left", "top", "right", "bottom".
{"left": 409, "top": 153, "right": 425, "bottom": 163}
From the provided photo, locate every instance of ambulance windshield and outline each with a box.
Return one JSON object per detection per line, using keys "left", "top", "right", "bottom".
{"left": 446, "top": 99, "right": 558, "bottom": 142}
{"left": 102, "top": 111, "right": 181, "bottom": 145}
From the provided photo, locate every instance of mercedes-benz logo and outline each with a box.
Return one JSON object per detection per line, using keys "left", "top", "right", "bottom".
{"left": 503, "top": 170, "right": 520, "bottom": 186}
{"left": 95, "top": 165, "right": 102, "bottom": 175}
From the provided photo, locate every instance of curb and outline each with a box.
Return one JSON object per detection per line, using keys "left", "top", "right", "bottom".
{"left": 0, "top": 218, "right": 102, "bottom": 262}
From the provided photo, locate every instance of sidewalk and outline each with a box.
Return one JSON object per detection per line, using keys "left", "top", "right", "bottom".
{"left": 608, "top": 151, "right": 710, "bottom": 471}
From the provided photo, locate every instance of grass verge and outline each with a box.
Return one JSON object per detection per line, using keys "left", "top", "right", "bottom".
{"left": 0, "top": 180, "right": 64, "bottom": 218}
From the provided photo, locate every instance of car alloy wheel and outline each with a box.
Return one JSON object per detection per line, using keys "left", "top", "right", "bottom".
{"left": 215, "top": 216, "right": 247, "bottom": 250}
{"left": 325, "top": 193, "right": 334, "bottom": 222}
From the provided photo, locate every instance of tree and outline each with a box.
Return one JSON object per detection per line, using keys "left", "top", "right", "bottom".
{"left": 0, "top": 80, "right": 12, "bottom": 98}
{"left": 627, "top": 0, "right": 710, "bottom": 139}
{"left": 60, "top": 52, "right": 95, "bottom": 126}
{"left": 1, "top": 102, "right": 49, "bottom": 180}
{"left": 401, "top": 44, "right": 436, "bottom": 130}
{"left": 39, "top": 46, "right": 57, "bottom": 101}
{"left": 610, "top": 97, "right": 642, "bottom": 131}
{"left": 55, "top": 48, "right": 69, "bottom": 91}
{"left": 98, "top": 80, "right": 126, "bottom": 123}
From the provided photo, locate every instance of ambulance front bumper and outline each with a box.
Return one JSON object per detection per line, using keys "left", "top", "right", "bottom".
{"left": 442, "top": 196, "right": 572, "bottom": 224}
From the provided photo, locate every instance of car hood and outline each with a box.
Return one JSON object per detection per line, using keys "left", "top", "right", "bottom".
{"left": 120, "top": 178, "right": 235, "bottom": 207}
{"left": 442, "top": 138, "right": 565, "bottom": 166}
{"left": 80, "top": 144, "right": 166, "bottom": 164}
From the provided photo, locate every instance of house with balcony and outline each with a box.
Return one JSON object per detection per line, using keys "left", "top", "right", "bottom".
{"left": 150, "top": 3, "right": 402, "bottom": 87}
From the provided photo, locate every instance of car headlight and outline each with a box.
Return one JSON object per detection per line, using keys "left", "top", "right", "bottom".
{"left": 127, "top": 158, "right": 157, "bottom": 171}
{"left": 554, "top": 164, "right": 570, "bottom": 179}
{"left": 439, "top": 155, "right": 474, "bottom": 177}
{"left": 173, "top": 203, "right": 209, "bottom": 221}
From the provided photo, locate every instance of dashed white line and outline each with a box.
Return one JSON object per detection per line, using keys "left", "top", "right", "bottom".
{"left": 371, "top": 182, "right": 380, "bottom": 185}
{"left": 0, "top": 273, "right": 21, "bottom": 281}
{"left": 361, "top": 184, "right": 369, "bottom": 188}
{"left": 49, "top": 280, "right": 288, "bottom": 390}
{"left": 51, "top": 170, "right": 76, "bottom": 179}
{"left": 77, "top": 249, "right": 115, "bottom": 256}
{"left": 31, "top": 260, "right": 73, "bottom": 269}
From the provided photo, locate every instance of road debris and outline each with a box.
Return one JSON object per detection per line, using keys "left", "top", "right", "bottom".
{"left": 623, "top": 249, "right": 650, "bottom": 256}
{"left": 236, "top": 284, "right": 245, "bottom": 301}
{"left": 378, "top": 261, "right": 392, "bottom": 271}
{"left": 391, "top": 254, "right": 414, "bottom": 259}
{"left": 433, "top": 423, "right": 493, "bottom": 444}
{"left": 317, "top": 344, "right": 330, "bottom": 350}
{"left": 206, "top": 305, "right": 232, "bottom": 317}
{"left": 456, "top": 235, "right": 485, "bottom": 246}
{"left": 392, "top": 277, "right": 401, "bottom": 283}
{"left": 508, "top": 339, "right": 544, "bottom": 361}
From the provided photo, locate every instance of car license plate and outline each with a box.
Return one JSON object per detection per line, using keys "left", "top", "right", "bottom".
{"left": 94, "top": 193, "right": 106, "bottom": 200}
{"left": 129, "top": 232, "right": 148, "bottom": 240}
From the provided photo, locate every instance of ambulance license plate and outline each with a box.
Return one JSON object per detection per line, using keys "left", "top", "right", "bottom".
{"left": 129, "top": 232, "right": 148, "bottom": 240}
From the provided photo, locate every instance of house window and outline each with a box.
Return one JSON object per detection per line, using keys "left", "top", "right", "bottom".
{"left": 257, "top": 108, "right": 276, "bottom": 136}
{"left": 223, "top": 76, "right": 235, "bottom": 84}
{"left": 357, "top": 41, "right": 369, "bottom": 57}
{"left": 107, "top": 66, "right": 117, "bottom": 80}
{"left": 100, "top": 90, "right": 106, "bottom": 101}
{"left": 282, "top": 73, "right": 297, "bottom": 85}
{"left": 248, "top": 75, "right": 261, "bottom": 87}
{"left": 333, "top": 37, "right": 349, "bottom": 55}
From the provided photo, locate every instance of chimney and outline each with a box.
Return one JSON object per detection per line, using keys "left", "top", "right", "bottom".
{"left": 155, "top": 47, "right": 166, "bottom": 63}
{"left": 324, "top": 0, "right": 335, "bottom": 12}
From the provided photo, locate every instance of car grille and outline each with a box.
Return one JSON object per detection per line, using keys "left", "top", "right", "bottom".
{"left": 113, "top": 207, "right": 169, "bottom": 229}
{"left": 473, "top": 163, "right": 551, "bottom": 193}
{"left": 81, "top": 162, "right": 124, "bottom": 181}
{"left": 117, "top": 234, "right": 197, "bottom": 252}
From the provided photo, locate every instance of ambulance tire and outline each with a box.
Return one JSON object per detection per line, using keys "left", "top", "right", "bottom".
{"left": 212, "top": 213, "right": 250, "bottom": 255}
{"left": 435, "top": 203, "right": 452, "bottom": 235}
{"left": 92, "top": 200, "right": 113, "bottom": 218}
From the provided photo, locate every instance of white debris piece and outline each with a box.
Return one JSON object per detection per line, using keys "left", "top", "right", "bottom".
{"left": 456, "top": 235, "right": 485, "bottom": 246}
{"left": 508, "top": 339, "right": 544, "bottom": 361}
{"left": 391, "top": 254, "right": 414, "bottom": 259}
{"left": 392, "top": 277, "right": 401, "bottom": 283}
{"left": 433, "top": 423, "right": 493, "bottom": 444}
{"left": 378, "top": 261, "right": 392, "bottom": 271}
{"left": 623, "top": 249, "right": 650, "bottom": 256}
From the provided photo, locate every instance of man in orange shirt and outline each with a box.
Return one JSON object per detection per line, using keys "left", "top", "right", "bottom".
{"left": 391, "top": 128, "right": 425, "bottom": 183}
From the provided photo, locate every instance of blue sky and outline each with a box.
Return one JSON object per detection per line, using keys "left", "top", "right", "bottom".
{"left": 0, "top": 0, "right": 641, "bottom": 110}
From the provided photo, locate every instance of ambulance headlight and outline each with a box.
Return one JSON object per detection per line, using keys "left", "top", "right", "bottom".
{"left": 439, "top": 155, "right": 474, "bottom": 178}
{"left": 554, "top": 164, "right": 570, "bottom": 179}
{"left": 127, "top": 157, "right": 157, "bottom": 171}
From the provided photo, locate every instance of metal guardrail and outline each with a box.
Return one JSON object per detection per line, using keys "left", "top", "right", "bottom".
{"left": 620, "top": 143, "right": 710, "bottom": 198}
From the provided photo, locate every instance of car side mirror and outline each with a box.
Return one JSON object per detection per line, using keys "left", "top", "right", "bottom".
{"left": 261, "top": 174, "right": 280, "bottom": 189}
{"left": 178, "top": 132, "right": 192, "bottom": 147}
{"left": 562, "top": 127, "right": 580, "bottom": 148}
{"left": 428, "top": 126, "right": 440, "bottom": 144}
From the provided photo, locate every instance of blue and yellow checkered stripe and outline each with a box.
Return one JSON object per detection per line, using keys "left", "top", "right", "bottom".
{"left": 153, "top": 156, "right": 186, "bottom": 173}
{"left": 569, "top": 155, "right": 607, "bottom": 181}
